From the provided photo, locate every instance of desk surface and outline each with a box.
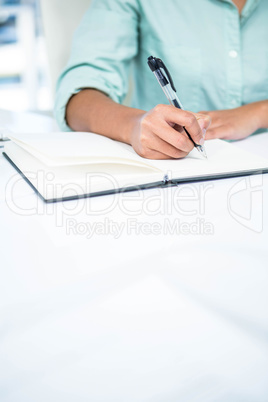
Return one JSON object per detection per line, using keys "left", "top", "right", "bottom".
{"left": 1, "top": 109, "right": 268, "bottom": 402}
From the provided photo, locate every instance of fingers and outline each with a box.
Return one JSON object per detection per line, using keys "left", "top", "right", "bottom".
{"left": 194, "top": 113, "right": 211, "bottom": 131}
{"left": 199, "top": 106, "right": 256, "bottom": 141}
{"left": 204, "top": 128, "right": 219, "bottom": 140}
{"left": 152, "top": 122, "right": 194, "bottom": 153}
{"left": 198, "top": 110, "right": 224, "bottom": 129}
{"left": 132, "top": 104, "right": 209, "bottom": 159}
{"left": 198, "top": 110, "right": 235, "bottom": 139}
{"left": 140, "top": 132, "right": 190, "bottom": 159}
{"left": 206, "top": 124, "right": 234, "bottom": 140}
{"left": 154, "top": 105, "right": 206, "bottom": 145}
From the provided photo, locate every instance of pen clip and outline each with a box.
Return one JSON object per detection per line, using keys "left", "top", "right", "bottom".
{"left": 155, "top": 58, "right": 177, "bottom": 93}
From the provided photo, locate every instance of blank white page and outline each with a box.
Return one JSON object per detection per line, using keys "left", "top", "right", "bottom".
{"left": 8, "top": 132, "right": 158, "bottom": 170}
{"left": 8, "top": 132, "right": 268, "bottom": 180}
{"left": 145, "top": 139, "right": 268, "bottom": 179}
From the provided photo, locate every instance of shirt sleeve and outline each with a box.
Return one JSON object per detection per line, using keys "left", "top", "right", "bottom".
{"left": 54, "top": 0, "right": 139, "bottom": 131}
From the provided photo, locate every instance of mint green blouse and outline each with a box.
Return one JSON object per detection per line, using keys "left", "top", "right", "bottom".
{"left": 55, "top": 0, "right": 268, "bottom": 131}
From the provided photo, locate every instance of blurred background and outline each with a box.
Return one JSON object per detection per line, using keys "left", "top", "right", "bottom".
{"left": 0, "top": 0, "right": 52, "bottom": 111}
{"left": 0, "top": 0, "right": 89, "bottom": 114}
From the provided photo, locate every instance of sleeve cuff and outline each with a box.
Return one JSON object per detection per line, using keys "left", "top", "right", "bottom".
{"left": 54, "top": 67, "right": 123, "bottom": 131}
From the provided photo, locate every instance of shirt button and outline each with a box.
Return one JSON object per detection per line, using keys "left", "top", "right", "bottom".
{"left": 229, "top": 50, "right": 238, "bottom": 58}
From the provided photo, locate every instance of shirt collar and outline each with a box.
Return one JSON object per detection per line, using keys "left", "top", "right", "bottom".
{"left": 240, "top": 0, "right": 261, "bottom": 20}
{"left": 214, "top": 0, "right": 261, "bottom": 21}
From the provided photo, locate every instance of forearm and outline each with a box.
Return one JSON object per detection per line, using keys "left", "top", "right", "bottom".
{"left": 66, "top": 89, "right": 144, "bottom": 144}
{"left": 66, "top": 88, "right": 209, "bottom": 159}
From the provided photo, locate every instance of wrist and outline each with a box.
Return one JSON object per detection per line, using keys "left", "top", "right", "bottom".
{"left": 255, "top": 100, "right": 268, "bottom": 130}
{"left": 126, "top": 110, "right": 145, "bottom": 146}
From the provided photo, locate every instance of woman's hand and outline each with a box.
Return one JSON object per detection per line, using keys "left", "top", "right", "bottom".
{"left": 130, "top": 104, "right": 211, "bottom": 159}
{"left": 66, "top": 90, "right": 211, "bottom": 159}
{"left": 199, "top": 101, "right": 268, "bottom": 141}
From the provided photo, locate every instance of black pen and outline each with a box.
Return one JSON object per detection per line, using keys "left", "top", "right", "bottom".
{"left": 147, "top": 56, "right": 207, "bottom": 158}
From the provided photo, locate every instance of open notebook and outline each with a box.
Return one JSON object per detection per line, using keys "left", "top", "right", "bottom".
{"left": 3, "top": 132, "right": 268, "bottom": 203}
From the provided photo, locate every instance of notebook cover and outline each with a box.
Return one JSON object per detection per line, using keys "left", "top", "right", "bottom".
{"left": 3, "top": 151, "right": 268, "bottom": 203}
{"left": 2, "top": 152, "right": 167, "bottom": 203}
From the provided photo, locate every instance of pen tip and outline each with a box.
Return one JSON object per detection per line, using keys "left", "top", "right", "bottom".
{"left": 195, "top": 144, "right": 207, "bottom": 159}
{"left": 198, "top": 146, "right": 207, "bottom": 159}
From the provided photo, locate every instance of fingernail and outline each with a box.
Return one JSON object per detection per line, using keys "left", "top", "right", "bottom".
{"left": 198, "top": 118, "right": 207, "bottom": 131}
{"left": 199, "top": 137, "right": 205, "bottom": 146}
{"left": 202, "top": 129, "right": 206, "bottom": 138}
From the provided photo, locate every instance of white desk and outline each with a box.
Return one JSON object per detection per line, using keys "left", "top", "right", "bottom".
{"left": 1, "top": 109, "right": 268, "bottom": 402}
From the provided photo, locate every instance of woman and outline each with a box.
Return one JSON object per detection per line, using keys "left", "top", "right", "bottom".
{"left": 55, "top": 0, "right": 268, "bottom": 159}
